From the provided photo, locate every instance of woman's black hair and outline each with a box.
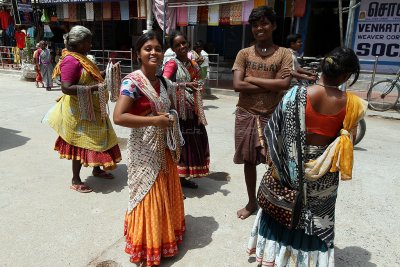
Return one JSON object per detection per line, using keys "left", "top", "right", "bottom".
{"left": 169, "top": 31, "right": 186, "bottom": 49}
{"left": 135, "top": 30, "right": 163, "bottom": 54}
{"left": 321, "top": 47, "right": 360, "bottom": 86}
{"left": 248, "top": 6, "right": 277, "bottom": 26}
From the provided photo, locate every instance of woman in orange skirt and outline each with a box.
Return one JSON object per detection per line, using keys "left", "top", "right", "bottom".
{"left": 113, "top": 31, "right": 185, "bottom": 266}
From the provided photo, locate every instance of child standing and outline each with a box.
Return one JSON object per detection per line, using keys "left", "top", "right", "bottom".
{"left": 286, "top": 33, "right": 318, "bottom": 84}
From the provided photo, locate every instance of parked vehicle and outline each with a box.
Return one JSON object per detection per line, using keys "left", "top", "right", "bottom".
{"left": 355, "top": 118, "right": 366, "bottom": 145}
{"left": 367, "top": 68, "right": 400, "bottom": 112}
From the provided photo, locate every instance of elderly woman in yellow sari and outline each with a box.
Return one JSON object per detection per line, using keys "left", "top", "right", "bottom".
{"left": 46, "top": 26, "right": 121, "bottom": 193}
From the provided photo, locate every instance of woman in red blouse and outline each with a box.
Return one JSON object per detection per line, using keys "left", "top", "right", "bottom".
{"left": 163, "top": 31, "right": 210, "bottom": 189}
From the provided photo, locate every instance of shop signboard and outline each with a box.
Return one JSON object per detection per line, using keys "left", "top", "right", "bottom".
{"left": 12, "top": 0, "right": 33, "bottom": 25}
{"left": 38, "top": 0, "right": 90, "bottom": 3}
{"left": 353, "top": 0, "right": 400, "bottom": 73}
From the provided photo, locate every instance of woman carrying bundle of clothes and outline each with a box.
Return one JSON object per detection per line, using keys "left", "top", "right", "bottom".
{"left": 247, "top": 47, "right": 367, "bottom": 266}
{"left": 45, "top": 25, "right": 121, "bottom": 193}
{"left": 113, "top": 31, "right": 185, "bottom": 267}
{"left": 162, "top": 31, "right": 210, "bottom": 189}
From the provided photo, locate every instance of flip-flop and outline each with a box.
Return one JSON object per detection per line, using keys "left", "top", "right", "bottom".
{"left": 70, "top": 184, "right": 93, "bottom": 193}
{"left": 93, "top": 171, "right": 114, "bottom": 179}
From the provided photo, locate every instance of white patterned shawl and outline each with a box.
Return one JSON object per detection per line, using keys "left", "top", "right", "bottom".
{"left": 124, "top": 70, "right": 172, "bottom": 213}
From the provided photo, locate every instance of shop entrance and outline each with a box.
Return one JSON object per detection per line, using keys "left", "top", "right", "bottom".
{"left": 303, "top": 0, "right": 349, "bottom": 57}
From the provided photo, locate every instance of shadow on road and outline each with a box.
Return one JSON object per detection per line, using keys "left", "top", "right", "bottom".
{"left": 162, "top": 214, "right": 219, "bottom": 267}
{"left": 85, "top": 164, "right": 128, "bottom": 194}
{"left": 203, "top": 94, "right": 219, "bottom": 100}
{"left": 0, "top": 127, "right": 30, "bottom": 152}
{"left": 354, "top": 146, "right": 368, "bottom": 151}
{"left": 203, "top": 105, "right": 219, "bottom": 110}
{"left": 335, "top": 246, "right": 376, "bottom": 267}
{"left": 183, "top": 171, "right": 231, "bottom": 199}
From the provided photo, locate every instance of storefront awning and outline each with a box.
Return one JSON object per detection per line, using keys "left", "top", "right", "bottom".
{"left": 35, "top": 0, "right": 104, "bottom": 3}
{"left": 168, "top": 0, "right": 245, "bottom": 8}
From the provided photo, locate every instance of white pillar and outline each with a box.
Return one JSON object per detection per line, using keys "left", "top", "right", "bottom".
{"left": 145, "top": 0, "right": 153, "bottom": 33}
{"left": 344, "top": 0, "right": 357, "bottom": 48}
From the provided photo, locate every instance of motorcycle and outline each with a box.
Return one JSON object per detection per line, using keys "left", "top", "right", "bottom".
{"left": 355, "top": 118, "right": 366, "bottom": 145}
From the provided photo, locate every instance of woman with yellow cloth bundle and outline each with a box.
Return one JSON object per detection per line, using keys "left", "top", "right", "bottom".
{"left": 45, "top": 26, "right": 121, "bottom": 193}
{"left": 247, "top": 47, "right": 367, "bottom": 266}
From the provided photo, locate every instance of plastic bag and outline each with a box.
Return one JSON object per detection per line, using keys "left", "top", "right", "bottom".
{"left": 43, "top": 24, "right": 54, "bottom": 39}
{"left": 41, "top": 9, "right": 50, "bottom": 23}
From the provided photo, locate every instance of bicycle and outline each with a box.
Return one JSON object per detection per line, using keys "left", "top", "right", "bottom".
{"left": 367, "top": 68, "right": 400, "bottom": 112}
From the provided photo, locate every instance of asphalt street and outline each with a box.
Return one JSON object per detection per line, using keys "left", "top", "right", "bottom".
{"left": 0, "top": 74, "right": 399, "bottom": 267}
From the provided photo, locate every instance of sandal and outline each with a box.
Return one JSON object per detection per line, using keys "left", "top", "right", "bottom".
{"left": 92, "top": 170, "right": 114, "bottom": 179}
{"left": 70, "top": 183, "right": 93, "bottom": 193}
{"left": 180, "top": 177, "right": 198, "bottom": 189}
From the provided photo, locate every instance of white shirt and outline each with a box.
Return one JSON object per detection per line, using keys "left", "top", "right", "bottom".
{"left": 163, "top": 48, "right": 176, "bottom": 65}
{"left": 289, "top": 48, "right": 300, "bottom": 71}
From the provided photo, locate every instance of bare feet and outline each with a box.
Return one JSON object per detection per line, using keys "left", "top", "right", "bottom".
{"left": 237, "top": 202, "right": 257, "bottom": 220}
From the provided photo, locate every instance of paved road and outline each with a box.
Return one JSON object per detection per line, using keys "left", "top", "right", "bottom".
{"left": 0, "top": 75, "right": 399, "bottom": 267}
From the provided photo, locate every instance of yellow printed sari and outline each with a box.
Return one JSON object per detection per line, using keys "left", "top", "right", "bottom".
{"left": 45, "top": 52, "right": 121, "bottom": 169}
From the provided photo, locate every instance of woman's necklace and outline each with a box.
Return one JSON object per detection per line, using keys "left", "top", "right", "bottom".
{"left": 315, "top": 82, "right": 339, "bottom": 90}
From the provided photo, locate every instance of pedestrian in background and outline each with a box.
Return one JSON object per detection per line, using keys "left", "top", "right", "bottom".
{"left": 162, "top": 46, "right": 176, "bottom": 65}
{"left": 37, "top": 41, "right": 53, "bottom": 91}
{"left": 286, "top": 33, "right": 318, "bottom": 85}
{"left": 163, "top": 31, "right": 210, "bottom": 189}
{"left": 193, "top": 40, "right": 209, "bottom": 81}
{"left": 33, "top": 42, "right": 44, "bottom": 88}
{"left": 113, "top": 31, "right": 185, "bottom": 266}
{"left": 232, "top": 6, "right": 292, "bottom": 220}
{"left": 248, "top": 47, "right": 367, "bottom": 266}
{"left": 45, "top": 25, "right": 121, "bottom": 193}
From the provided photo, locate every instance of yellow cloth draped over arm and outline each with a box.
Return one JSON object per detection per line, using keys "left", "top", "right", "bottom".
{"left": 330, "top": 92, "right": 368, "bottom": 180}
{"left": 52, "top": 49, "right": 104, "bottom": 82}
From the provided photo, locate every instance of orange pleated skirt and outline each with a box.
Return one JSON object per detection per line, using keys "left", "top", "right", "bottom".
{"left": 124, "top": 152, "right": 185, "bottom": 266}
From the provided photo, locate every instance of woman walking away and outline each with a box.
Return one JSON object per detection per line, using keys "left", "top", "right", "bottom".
{"left": 247, "top": 47, "right": 367, "bottom": 266}
{"left": 163, "top": 31, "right": 210, "bottom": 189}
{"left": 113, "top": 31, "right": 185, "bottom": 266}
{"left": 38, "top": 41, "right": 54, "bottom": 91}
{"left": 33, "top": 42, "right": 44, "bottom": 88}
{"left": 45, "top": 25, "right": 121, "bottom": 193}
